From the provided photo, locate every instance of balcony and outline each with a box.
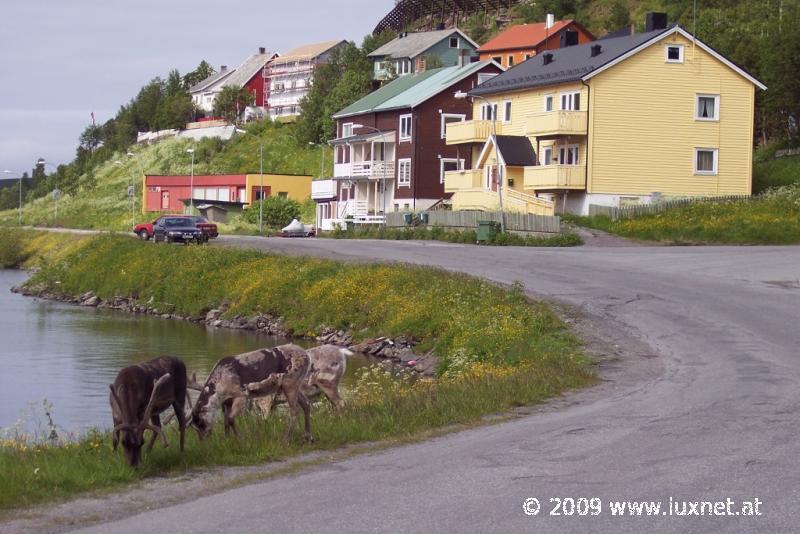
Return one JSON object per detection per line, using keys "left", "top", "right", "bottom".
{"left": 446, "top": 120, "right": 503, "bottom": 145}
{"left": 311, "top": 179, "right": 336, "bottom": 200}
{"left": 449, "top": 187, "right": 554, "bottom": 216}
{"left": 523, "top": 165, "right": 586, "bottom": 190}
{"left": 525, "top": 111, "right": 588, "bottom": 137}
{"left": 444, "top": 169, "right": 483, "bottom": 192}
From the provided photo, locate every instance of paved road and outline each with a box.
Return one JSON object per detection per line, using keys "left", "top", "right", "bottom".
{"left": 80, "top": 238, "right": 800, "bottom": 533}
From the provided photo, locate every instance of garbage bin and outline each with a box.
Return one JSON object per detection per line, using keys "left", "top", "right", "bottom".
{"left": 403, "top": 213, "right": 413, "bottom": 225}
{"left": 345, "top": 220, "right": 355, "bottom": 233}
{"left": 476, "top": 220, "right": 500, "bottom": 243}
{"left": 419, "top": 212, "right": 429, "bottom": 224}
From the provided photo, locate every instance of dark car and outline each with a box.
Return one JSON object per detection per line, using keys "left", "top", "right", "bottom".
{"left": 153, "top": 217, "right": 206, "bottom": 244}
{"left": 187, "top": 216, "right": 219, "bottom": 238}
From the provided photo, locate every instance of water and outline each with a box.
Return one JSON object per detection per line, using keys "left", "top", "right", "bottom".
{"left": 0, "top": 270, "right": 373, "bottom": 436}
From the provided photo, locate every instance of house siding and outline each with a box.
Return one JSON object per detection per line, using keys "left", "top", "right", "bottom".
{"left": 587, "top": 33, "right": 755, "bottom": 196}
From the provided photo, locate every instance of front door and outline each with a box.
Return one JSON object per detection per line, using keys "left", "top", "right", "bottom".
{"left": 161, "top": 191, "right": 170, "bottom": 210}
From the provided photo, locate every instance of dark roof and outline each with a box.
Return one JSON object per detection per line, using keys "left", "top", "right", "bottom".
{"left": 496, "top": 135, "right": 536, "bottom": 166}
{"left": 471, "top": 26, "right": 672, "bottom": 96}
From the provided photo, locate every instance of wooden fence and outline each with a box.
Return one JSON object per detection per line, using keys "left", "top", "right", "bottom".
{"left": 385, "top": 210, "right": 561, "bottom": 234}
{"left": 588, "top": 195, "right": 753, "bottom": 220}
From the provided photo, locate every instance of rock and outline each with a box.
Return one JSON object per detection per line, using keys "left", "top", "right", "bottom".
{"left": 81, "top": 296, "right": 100, "bottom": 307}
{"left": 396, "top": 348, "right": 417, "bottom": 364}
{"left": 205, "top": 309, "right": 223, "bottom": 322}
{"left": 211, "top": 319, "right": 223, "bottom": 328}
{"left": 161, "top": 314, "right": 171, "bottom": 319}
{"left": 412, "top": 356, "right": 438, "bottom": 376}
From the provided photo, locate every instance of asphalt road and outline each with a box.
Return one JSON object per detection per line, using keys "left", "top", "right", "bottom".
{"left": 78, "top": 237, "right": 800, "bottom": 533}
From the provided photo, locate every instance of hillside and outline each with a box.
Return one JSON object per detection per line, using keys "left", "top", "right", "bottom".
{"left": 0, "top": 121, "right": 327, "bottom": 231}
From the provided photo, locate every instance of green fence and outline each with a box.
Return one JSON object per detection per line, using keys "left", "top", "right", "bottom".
{"left": 588, "top": 195, "right": 753, "bottom": 220}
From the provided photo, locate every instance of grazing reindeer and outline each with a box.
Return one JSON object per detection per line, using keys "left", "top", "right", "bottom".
{"left": 256, "top": 345, "right": 350, "bottom": 415}
{"left": 109, "top": 356, "right": 188, "bottom": 468}
{"left": 189, "top": 344, "right": 313, "bottom": 443}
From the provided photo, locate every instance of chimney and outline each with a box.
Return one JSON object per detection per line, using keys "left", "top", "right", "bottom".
{"left": 415, "top": 56, "right": 426, "bottom": 73}
{"left": 590, "top": 44, "right": 602, "bottom": 57}
{"left": 645, "top": 12, "right": 668, "bottom": 32}
{"left": 560, "top": 29, "right": 579, "bottom": 47}
{"left": 220, "top": 65, "right": 228, "bottom": 72}
{"left": 458, "top": 49, "right": 469, "bottom": 67}
{"left": 436, "top": 22, "right": 446, "bottom": 30}
{"left": 542, "top": 53, "right": 553, "bottom": 65}
{"left": 258, "top": 46, "right": 266, "bottom": 54}
{"left": 546, "top": 13, "right": 555, "bottom": 29}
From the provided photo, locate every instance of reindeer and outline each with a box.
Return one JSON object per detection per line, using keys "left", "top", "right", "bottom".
{"left": 255, "top": 345, "right": 350, "bottom": 416}
{"left": 189, "top": 344, "right": 313, "bottom": 443}
{"left": 109, "top": 356, "right": 188, "bottom": 468}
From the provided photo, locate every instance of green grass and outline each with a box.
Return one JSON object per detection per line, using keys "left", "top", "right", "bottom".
{"left": 0, "top": 231, "right": 593, "bottom": 508}
{"left": 329, "top": 224, "right": 583, "bottom": 247}
{"left": 753, "top": 155, "right": 800, "bottom": 194}
{"left": 566, "top": 184, "right": 800, "bottom": 245}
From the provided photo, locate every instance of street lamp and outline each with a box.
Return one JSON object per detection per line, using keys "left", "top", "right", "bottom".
{"left": 2, "top": 170, "right": 23, "bottom": 225}
{"left": 454, "top": 91, "right": 505, "bottom": 233}
{"left": 126, "top": 151, "right": 143, "bottom": 229}
{"left": 351, "top": 124, "right": 388, "bottom": 221}
{"left": 186, "top": 148, "right": 195, "bottom": 214}
{"left": 234, "top": 128, "right": 265, "bottom": 233}
{"left": 36, "top": 159, "right": 60, "bottom": 226}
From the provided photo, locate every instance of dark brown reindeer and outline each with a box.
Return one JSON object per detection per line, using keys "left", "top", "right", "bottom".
{"left": 188, "top": 344, "right": 313, "bottom": 443}
{"left": 109, "top": 356, "right": 188, "bottom": 468}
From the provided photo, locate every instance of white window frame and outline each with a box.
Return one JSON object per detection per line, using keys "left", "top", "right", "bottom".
{"left": 449, "top": 37, "right": 459, "bottom": 49}
{"left": 439, "top": 157, "right": 465, "bottom": 183}
{"left": 399, "top": 114, "right": 413, "bottom": 141}
{"left": 507, "top": 55, "right": 515, "bottom": 67}
{"left": 558, "top": 144, "right": 579, "bottom": 165}
{"left": 665, "top": 44, "right": 684, "bottom": 63}
{"left": 341, "top": 122, "right": 354, "bottom": 138}
{"left": 478, "top": 73, "right": 498, "bottom": 85}
{"left": 694, "top": 148, "right": 719, "bottom": 175}
{"left": 559, "top": 91, "right": 581, "bottom": 111}
{"left": 695, "top": 94, "right": 720, "bottom": 121}
{"left": 481, "top": 102, "right": 498, "bottom": 121}
{"left": 398, "top": 158, "right": 412, "bottom": 187}
{"left": 441, "top": 113, "right": 466, "bottom": 139}
{"left": 544, "top": 94, "right": 554, "bottom": 112}
{"left": 541, "top": 146, "right": 553, "bottom": 166}
{"left": 503, "top": 100, "right": 512, "bottom": 123}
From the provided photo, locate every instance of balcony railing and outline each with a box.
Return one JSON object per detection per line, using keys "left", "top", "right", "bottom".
{"left": 523, "top": 164, "right": 586, "bottom": 190}
{"left": 444, "top": 169, "right": 483, "bottom": 192}
{"left": 446, "top": 120, "right": 503, "bottom": 145}
{"left": 311, "top": 179, "right": 336, "bottom": 199}
{"left": 525, "top": 111, "right": 588, "bottom": 137}
{"left": 335, "top": 161, "right": 395, "bottom": 179}
{"left": 449, "top": 187, "right": 554, "bottom": 216}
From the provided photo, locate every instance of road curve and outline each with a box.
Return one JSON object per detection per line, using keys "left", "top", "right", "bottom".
{"left": 78, "top": 238, "right": 800, "bottom": 533}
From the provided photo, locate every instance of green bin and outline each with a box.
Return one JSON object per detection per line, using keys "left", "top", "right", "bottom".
{"left": 419, "top": 213, "right": 429, "bottom": 224}
{"left": 476, "top": 220, "right": 500, "bottom": 243}
{"left": 345, "top": 221, "right": 355, "bottom": 232}
{"left": 403, "top": 213, "right": 413, "bottom": 225}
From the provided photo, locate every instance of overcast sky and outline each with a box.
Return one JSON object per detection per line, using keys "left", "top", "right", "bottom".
{"left": 0, "top": 0, "right": 392, "bottom": 177}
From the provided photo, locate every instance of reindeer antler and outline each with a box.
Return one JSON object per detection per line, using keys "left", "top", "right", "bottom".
{"left": 187, "top": 372, "right": 204, "bottom": 391}
{"left": 137, "top": 374, "right": 171, "bottom": 445}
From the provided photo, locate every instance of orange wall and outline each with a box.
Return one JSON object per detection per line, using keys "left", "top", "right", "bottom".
{"left": 479, "top": 24, "right": 594, "bottom": 69}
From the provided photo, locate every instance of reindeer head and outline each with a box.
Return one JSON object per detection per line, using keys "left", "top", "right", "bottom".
{"left": 188, "top": 374, "right": 218, "bottom": 440}
{"left": 109, "top": 374, "right": 170, "bottom": 468}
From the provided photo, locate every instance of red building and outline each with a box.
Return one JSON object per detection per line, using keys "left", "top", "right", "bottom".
{"left": 143, "top": 175, "right": 247, "bottom": 212}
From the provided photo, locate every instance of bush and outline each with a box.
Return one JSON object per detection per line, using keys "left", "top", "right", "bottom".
{"left": 330, "top": 225, "right": 581, "bottom": 247}
{"left": 241, "top": 196, "right": 301, "bottom": 229}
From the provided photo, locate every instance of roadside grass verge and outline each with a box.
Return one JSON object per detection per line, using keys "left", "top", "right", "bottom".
{"left": 329, "top": 225, "right": 582, "bottom": 247}
{"left": 565, "top": 184, "right": 800, "bottom": 245}
{"left": 0, "top": 231, "right": 593, "bottom": 508}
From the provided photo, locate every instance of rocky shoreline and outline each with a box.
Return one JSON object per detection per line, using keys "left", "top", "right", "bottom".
{"left": 12, "top": 283, "right": 439, "bottom": 376}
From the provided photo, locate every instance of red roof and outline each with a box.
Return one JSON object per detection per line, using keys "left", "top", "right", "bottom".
{"left": 478, "top": 20, "right": 574, "bottom": 52}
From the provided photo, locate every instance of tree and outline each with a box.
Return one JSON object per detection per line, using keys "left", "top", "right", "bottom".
{"left": 183, "top": 60, "right": 216, "bottom": 89}
{"left": 606, "top": 1, "right": 630, "bottom": 33}
{"left": 213, "top": 85, "right": 253, "bottom": 123}
{"left": 79, "top": 124, "right": 104, "bottom": 152}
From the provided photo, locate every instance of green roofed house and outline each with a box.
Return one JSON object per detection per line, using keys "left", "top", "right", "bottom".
{"left": 311, "top": 59, "right": 502, "bottom": 231}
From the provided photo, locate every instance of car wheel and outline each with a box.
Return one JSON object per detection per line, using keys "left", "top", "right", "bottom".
{"left": 138, "top": 230, "right": 150, "bottom": 241}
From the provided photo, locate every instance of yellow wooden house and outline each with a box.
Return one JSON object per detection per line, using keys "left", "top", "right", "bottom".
{"left": 444, "top": 17, "right": 766, "bottom": 215}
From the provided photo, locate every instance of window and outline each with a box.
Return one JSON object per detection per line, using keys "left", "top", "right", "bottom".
{"left": 342, "top": 123, "right": 354, "bottom": 138}
{"left": 491, "top": 56, "right": 502, "bottom": 64}
{"left": 396, "top": 59, "right": 411, "bottom": 75}
{"left": 399, "top": 114, "right": 412, "bottom": 141}
{"left": 525, "top": 53, "right": 534, "bottom": 60}
{"left": 560, "top": 91, "right": 580, "bottom": 111}
{"left": 398, "top": 158, "right": 412, "bottom": 186}
{"left": 666, "top": 44, "right": 684, "bottom": 63}
{"left": 440, "top": 158, "right": 465, "bottom": 183}
{"left": 695, "top": 148, "right": 718, "bottom": 174}
{"left": 478, "top": 73, "right": 498, "bottom": 85}
{"left": 481, "top": 103, "right": 498, "bottom": 121}
{"left": 559, "top": 145, "right": 579, "bottom": 165}
{"left": 441, "top": 113, "right": 466, "bottom": 138}
{"left": 541, "top": 147, "right": 553, "bottom": 165}
{"left": 544, "top": 95, "right": 554, "bottom": 112}
{"left": 503, "top": 101, "right": 512, "bottom": 122}
{"left": 206, "top": 188, "right": 218, "bottom": 201}
{"left": 449, "top": 37, "right": 459, "bottom": 48}
{"left": 218, "top": 188, "right": 230, "bottom": 202}
{"left": 696, "top": 94, "right": 720, "bottom": 121}
{"left": 278, "top": 192, "right": 288, "bottom": 198}
{"left": 508, "top": 55, "right": 515, "bottom": 67}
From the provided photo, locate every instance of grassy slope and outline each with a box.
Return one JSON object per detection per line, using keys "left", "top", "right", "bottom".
{"left": 0, "top": 121, "right": 328, "bottom": 231}
{"left": 0, "top": 231, "right": 593, "bottom": 508}
{"left": 753, "top": 155, "right": 800, "bottom": 194}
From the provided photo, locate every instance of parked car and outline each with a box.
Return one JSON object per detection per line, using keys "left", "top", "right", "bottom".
{"left": 134, "top": 216, "right": 218, "bottom": 241}
{"left": 153, "top": 217, "right": 206, "bottom": 244}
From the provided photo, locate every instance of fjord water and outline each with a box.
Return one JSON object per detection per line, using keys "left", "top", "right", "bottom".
{"left": 0, "top": 270, "right": 367, "bottom": 436}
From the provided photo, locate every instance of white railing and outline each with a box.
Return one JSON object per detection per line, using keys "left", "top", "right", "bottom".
{"left": 351, "top": 161, "right": 395, "bottom": 178}
{"left": 311, "top": 179, "right": 336, "bottom": 199}
{"left": 334, "top": 163, "right": 352, "bottom": 177}
{"left": 337, "top": 200, "right": 369, "bottom": 218}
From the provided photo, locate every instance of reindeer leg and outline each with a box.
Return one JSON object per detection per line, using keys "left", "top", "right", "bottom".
{"left": 282, "top": 388, "right": 299, "bottom": 444}
{"left": 318, "top": 382, "right": 344, "bottom": 411}
{"left": 173, "top": 401, "right": 187, "bottom": 452}
{"left": 297, "top": 392, "right": 313, "bottom": 443}
{"left": 146, "top": 415, "right": 162, "bottom": 452}
{"left": 222, "top": 399, "right": 233, "bottom": 435}
{"left": 226, "top": 396, "right": 247, "bottom": 438}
